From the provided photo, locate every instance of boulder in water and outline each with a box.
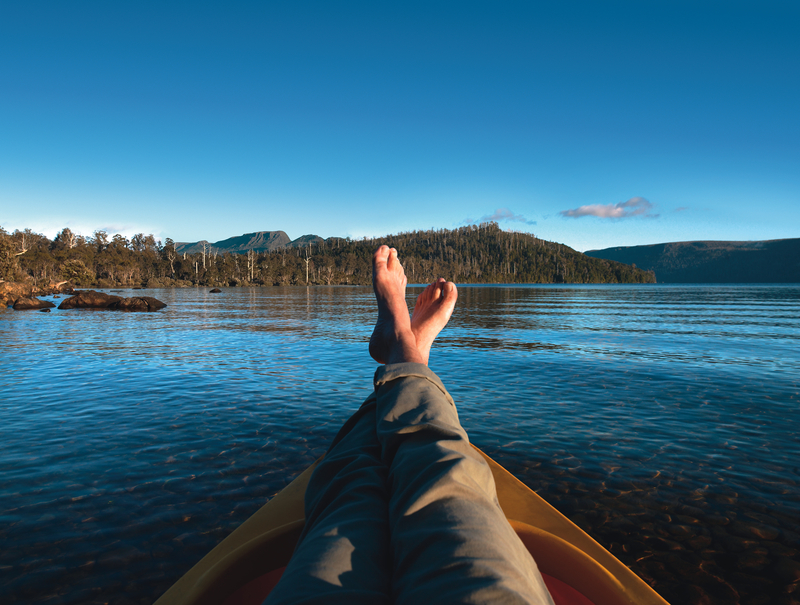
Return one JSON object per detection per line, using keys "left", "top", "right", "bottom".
{"left": 13, "top": 297, "right": 56, "bottom": 311}
{"left": 57, "top": 290, "right": 167, "bottom": 312}
{"left": 118, "top": 296, "right": 167, "bottom": 312}
{"left": 58, "top": 291, "right": 123, "bottom": 310}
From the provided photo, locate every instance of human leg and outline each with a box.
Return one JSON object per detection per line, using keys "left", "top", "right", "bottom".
{"left": 374, "top": 365, "right": 553, "bottom": 604}
{"left": 264, "top": 397, "right": 392, "bottom": 605}
{"left": 369, "top": 245, "right": 553, "bottom": 604}
{"left": 265, "top": 245, "right": 422, "bottom": 604}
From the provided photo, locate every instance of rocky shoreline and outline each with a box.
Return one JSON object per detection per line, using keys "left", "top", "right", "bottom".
{"left": 1, "top": 281, "right": 166, "bottom": 312}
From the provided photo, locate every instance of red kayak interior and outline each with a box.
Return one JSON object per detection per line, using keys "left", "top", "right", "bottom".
{"left": 222, "top": 566, "right": 595, "bottom": 605}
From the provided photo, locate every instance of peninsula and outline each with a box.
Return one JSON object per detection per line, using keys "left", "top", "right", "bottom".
{"left": 586, "top": 239, "right": 800, "bottom": 283}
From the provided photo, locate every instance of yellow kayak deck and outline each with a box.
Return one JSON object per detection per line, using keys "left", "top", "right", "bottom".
{"left": 156, "top": 446, "right": 670, "bottom": 605}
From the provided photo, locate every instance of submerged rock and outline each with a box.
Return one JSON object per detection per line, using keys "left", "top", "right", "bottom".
{"left": 13, "top": 297, "right": 56, "bottom": 310}
{"left": 773, "top": 557, "right": 800, "bottom": 582}
{"left": 729, "top": 520, "right": 781, "bottom": 541}
{"left": 210, "top": 288, "right": 222, "bottom": 293}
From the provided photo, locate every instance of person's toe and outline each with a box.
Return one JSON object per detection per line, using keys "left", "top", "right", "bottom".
{"left": 373, "top": 245, "right": 390, "bottom": 265}
{"left": 386, "top": 248, "right": 399, "bottom": 270}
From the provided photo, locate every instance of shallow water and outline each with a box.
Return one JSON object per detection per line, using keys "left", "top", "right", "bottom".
{"left": 1, "top": 285, "right": 799, "bottom": 604}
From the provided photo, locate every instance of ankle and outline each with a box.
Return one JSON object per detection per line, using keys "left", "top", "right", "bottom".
{"left": 386, "top": 331, "right": 425, "bottom": 365}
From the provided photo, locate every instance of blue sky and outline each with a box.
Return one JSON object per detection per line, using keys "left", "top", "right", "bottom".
{"left": 2, "top": 1, "right": 798, "bottom": 252}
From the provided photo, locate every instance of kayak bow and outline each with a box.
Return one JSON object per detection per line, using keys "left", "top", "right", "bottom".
{"left": 156, "top": 446, "right": 670, "bottom": 605}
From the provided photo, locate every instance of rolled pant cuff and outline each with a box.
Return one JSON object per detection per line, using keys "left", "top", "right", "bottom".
{"left": 373, "top": 363, "right": 454, "bottom": 407}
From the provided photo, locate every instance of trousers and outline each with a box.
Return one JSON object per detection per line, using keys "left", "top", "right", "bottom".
{"left": 264, "top": 363, "right": 554, "bottom": 604}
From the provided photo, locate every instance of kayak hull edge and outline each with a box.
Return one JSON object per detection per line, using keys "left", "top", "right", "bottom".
{"left": 155, "top": 448, "right": 670, "bottom": 605}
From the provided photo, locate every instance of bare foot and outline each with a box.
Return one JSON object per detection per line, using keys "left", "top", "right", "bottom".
{"left": 369, "top": 246, "right": 425, "bottom": 365}
{"left": 411, "top": 278, "right": 458, "bottom": 364}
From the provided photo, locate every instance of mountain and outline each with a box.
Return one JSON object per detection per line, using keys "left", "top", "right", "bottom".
{"left": 585, "top": 239, "right": 800, "bottom": 283}
{"left": 175, "top": 231, "right": 337, "bottom": 254}
{"left": 285, "top": 234, "right": 324, "bottom": 249}
{"left": 176, "top": 231, "right": 292, "bottom": 254}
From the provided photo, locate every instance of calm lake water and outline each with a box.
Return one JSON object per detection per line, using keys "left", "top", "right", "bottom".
{"left": 2, "top": 285, "right": 799, "bottom": 605}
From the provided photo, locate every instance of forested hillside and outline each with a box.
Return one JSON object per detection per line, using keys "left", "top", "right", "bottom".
{"left": 586, "top": 239, "right": 800, "bottom": 283}
{"left": 0, "top": 223, "right": 655, "bottom": 288}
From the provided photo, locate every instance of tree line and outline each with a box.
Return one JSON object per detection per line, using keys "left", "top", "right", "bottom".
{"left": 0, "top": 223, "right": 656, "bottom": 288}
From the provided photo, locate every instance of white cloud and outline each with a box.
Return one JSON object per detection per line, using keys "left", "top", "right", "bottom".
{"left": 559, "top": 197, "right": 658, "bottom": 219}
{"left": 463, "top": 207, "right": 536, "bottom": 226}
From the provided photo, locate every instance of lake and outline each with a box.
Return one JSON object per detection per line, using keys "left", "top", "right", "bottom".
{"left": 2, "top": 284, "right": 799, "bottom": 605}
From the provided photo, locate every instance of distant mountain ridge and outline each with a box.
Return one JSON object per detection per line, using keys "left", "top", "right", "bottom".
{"left": 585, "top": 238, "right": 800, "bottom": 283}
{"left": 176, "top": 231, "right": 309, "bottom": 254}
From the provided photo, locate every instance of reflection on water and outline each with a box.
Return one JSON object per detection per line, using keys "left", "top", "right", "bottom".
{"left": 1, "top": 284, "right": 799, "bottom": 604}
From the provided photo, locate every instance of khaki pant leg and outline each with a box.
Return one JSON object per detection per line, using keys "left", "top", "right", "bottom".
{"left": 374, "top": 363, "right": 554, "bottom": 605}
{"left": 265, "top": 397, "right": 391, "bottom": 605}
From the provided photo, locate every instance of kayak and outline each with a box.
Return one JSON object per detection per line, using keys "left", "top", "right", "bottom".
{"left": 155, "top": 446, "right": 671, "bottom": 605}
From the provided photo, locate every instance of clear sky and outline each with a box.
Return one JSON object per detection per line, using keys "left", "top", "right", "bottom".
{"left": 2, "top": 1, "right": 798, "bottom": 252}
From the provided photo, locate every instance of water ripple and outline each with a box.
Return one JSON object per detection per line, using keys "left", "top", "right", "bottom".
{"left": 1, "top": 284, "right": 799, "bottom": 604}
